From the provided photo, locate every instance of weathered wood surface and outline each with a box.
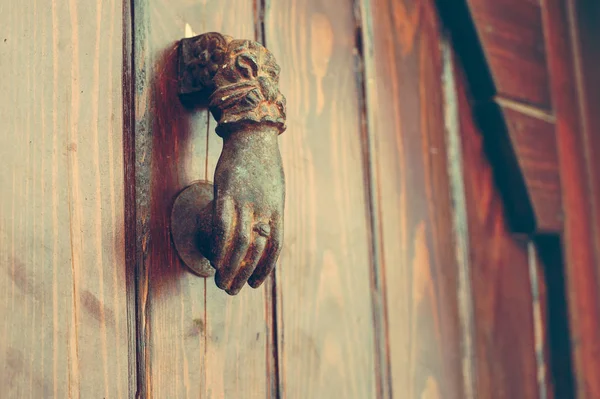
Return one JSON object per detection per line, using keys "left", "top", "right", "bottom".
{"left": 467, "top": 0, "right": 552, "bottom": 109}
{"left": 453, "top": 59, "right": 541, "bottom": 399}
{"left": 6, "top": 0, "right": 596, "bottom": 397}
{"left": 541, "top": 0, "right": 600, "bottom": 397}
{"left": 264, "top": 0, "right": 378, "bottom": 397}
{"left": 0, "top": 0, "right": 131, "bottom": 397}
{"left": 499, "top": 104, "right": 562, "bottom": 233}
{"left": 130, "top": 0, "right": 273, "bottom": 397}
{"left": 439, "top": 0, "right": 563, "bottom": 235}
{"left": 128, "top": 0, "right": 557, "bottom": 397}
{"left": 360, "top": 0, "right": 466, "bottom": 397}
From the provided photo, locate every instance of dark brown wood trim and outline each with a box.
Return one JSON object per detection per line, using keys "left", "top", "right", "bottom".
{"left": 466, "top": 0, "right": 552, "bottom": 111}
{"left": 451, "top": 53, "right": 541, "bottom": 399}
{"left": 541, "top": 0, "right": 600, "bottom": 397}
{"left": 497, "top": 104, "right": 562, "bottom": 234}
{"left": 435, "top": 0, "right": 554, "bottom": 235}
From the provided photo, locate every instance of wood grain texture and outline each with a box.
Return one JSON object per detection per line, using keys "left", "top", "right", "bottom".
{"left": 130, "top": 0, "right": 273, "bottom": 397}
{"left": 499, "top": 104, "right": 562, "bottom": 233}
{"left": 453, "top": 60, "right": 540, "bottom": 399}
{"left": 264, "top": 1, "right": 378, "bottom": 397}
{"left": 360, "top": 1, "right": 465, "bottom": 397}
{"left": 0, "top": 0, "right": 131, "bottom": 397}
{"left": 570, "top": 0, "right": 600, "bottom": 257}
{"left": 466, "top": 0, "right": 552, "bottom": 109}
{"left": 541, "top": 0, "right": 600, "bottom": 397}
{"left": 200, "top": 2, "right": 275, "bottom": 397}
{"left": 436, "top": 0, "right": 551, "bottom": 235}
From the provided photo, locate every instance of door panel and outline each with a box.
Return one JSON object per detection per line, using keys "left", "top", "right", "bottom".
{"left": 130, "top": 0, "right": 273, "bottom": 397}
{"left": 3, "top": 0, "right": 586, "bottom": 397}
{"left": 0, "top": 0, "right": 130, "bottom": 397}
{"left": 129, "top": 0, "right": 548, "bottom": 397}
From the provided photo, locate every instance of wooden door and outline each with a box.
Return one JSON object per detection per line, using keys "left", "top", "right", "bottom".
{"left": 2, "top": 0, "right": 599, "bottom": 398}
{"left": 128, "top": 0, "right": 469, "bottom": 397}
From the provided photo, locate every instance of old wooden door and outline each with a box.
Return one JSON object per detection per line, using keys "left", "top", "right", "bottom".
{"left": 2, "top": 0, "right": 599, "bottom": 398}
{"left": 127, "top": 0, "right": 466, "bottom": 397}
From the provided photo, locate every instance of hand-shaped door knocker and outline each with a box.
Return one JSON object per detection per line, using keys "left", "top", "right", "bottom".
{"left": 171, "top": 33, "right": 286, "bottom": 295}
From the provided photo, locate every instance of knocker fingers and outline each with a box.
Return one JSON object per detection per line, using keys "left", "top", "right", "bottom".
{"left": 215, "top": 204, "right": 252, "bottom": 292}
{"left": 226, "top": 219, "right": 269, "bottom": 295}
{"left": 248, "top": 213, "right": 282, "bottom": 289}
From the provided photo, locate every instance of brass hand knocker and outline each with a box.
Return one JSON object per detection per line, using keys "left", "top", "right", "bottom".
{"left": 171, "top": 33, "right": 286, "bottom": 295}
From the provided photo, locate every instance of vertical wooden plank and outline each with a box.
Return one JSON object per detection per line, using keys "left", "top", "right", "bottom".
{"left": 540, "top": 0, "right": 600, "bottom": 397}
{"left": 441, "top": 40, "right": 478, "bottom": 399}
{"left": 570, "top": 1, "right": 600, "bottom": 252}
{"left": 358, "top": 0, "right": 466, "bottom": 398}
{"left": 0, "top": 0, "right": 131, "bottom": 397}
{"left": 453, "top": 59, "right": 540, "bottom": 398}
{"left": 264, "top": 1, "right": 377, "bottom": 398}
{"left": 131, "top": 0, "right": 270, "bottom": 397}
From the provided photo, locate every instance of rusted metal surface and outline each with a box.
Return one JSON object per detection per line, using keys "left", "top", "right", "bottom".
{"left": 171, "top": 181, "right": 215, "bottom": 277}
{"left": 172, "top": 32, "right": 286, "bottom": 295}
